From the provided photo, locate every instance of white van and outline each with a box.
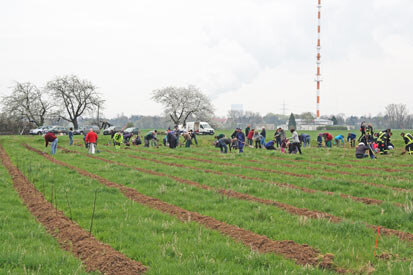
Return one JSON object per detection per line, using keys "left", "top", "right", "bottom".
{"left": 185, "top": 121, "right": 214, "bottom": 135}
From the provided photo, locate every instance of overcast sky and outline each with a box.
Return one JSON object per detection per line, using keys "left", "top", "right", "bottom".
{"left": 1, "top": 0, "right": 412, "bottom": 118}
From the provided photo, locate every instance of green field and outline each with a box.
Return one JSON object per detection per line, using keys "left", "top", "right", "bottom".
{"left": 0, "top": 131, "right": 412, "bottom": 274}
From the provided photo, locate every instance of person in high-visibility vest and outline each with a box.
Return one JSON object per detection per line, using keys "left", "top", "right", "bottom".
{"left": 401, "top": 132, "right": 413, "bottom": 155}
{"left": 376, "top": 129, "right": 392, "bottom": 155}
{"left": 113, "top": 131, "right": 123, "bottom": 149}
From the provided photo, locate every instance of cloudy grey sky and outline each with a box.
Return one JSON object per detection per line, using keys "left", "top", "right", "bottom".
{"left": 1, "top": 0, "right": 412, "bottom": 118}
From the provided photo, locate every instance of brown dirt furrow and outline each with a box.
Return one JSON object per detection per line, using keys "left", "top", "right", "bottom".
{"left": 59, "top": 146, "right": 413, "bottom": 244}
{"left": 0, "top": 144, "right": 147, "bottom": 275}
{"left": 126, "top": 153, "right": 387, "bottom": 208}
{"left": 24, "top": 144, "right": 345, "bottom": 272}
{"left": 133, "top": 150, "right": 402, "bottom": 207}
{"left": 139, "top": 150, "right": 412, "bottom": 193}
{"left": 202, "top": 148, "right": 412, "bottom": 173}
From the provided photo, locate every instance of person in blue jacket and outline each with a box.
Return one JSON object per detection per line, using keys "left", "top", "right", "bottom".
{"left": 347, "top": 133, "right": 357, "bottom": 147}
{"left": 299, "top": 133, "right": 311, "bottom": 147}
{"left": 264, "top": 140, "right": 276, "bottom": 150}
{"left": 334, "top": 134, "right": 345, "bottom": 147}
{"left": 235, "top": 128, "right": 245, "bottom": 153}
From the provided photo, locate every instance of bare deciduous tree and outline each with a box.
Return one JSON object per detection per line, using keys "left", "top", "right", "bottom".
{"left": 1, "top": 82, "right": 52, "bottom": 127}
{"left": 385, "top": 103, "right": 409, "bottom": 129}
{"left": 47, "top": 75, "right": 104, "bottom": 129}
{"left": 152, "top": 85, "right": 214, "bottom": 126}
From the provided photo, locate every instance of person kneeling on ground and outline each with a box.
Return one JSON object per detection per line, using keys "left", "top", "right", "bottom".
{"left": 85, "top": 128, "right": 98, "bottom": 154}
{"left": 401, "top": 132, "right": 413, "bottom": 155}
{"left": 289, "top": 128, "right": 302, "bottom": 155}
{"left": 264, "top": 140, "right": 277, "bottom": 150}
{"left": 355, "top": 142, "right": 375, "bottom": 159}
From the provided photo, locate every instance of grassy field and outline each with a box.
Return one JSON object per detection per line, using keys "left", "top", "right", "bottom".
{"left": 0, "top": 130, "right": 412, "bottom": 274}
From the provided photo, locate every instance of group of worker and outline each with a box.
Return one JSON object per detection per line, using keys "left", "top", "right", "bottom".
{"left": 42, "top": 122, "right": 413, "bottom": 159}
{"left": 214, "top": 126, "right": 302, "bottom": 154}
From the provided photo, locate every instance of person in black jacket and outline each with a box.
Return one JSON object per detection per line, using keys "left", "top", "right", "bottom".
{"left": 260, "top": 127, "right": 266, "bottom": 146}
{"left": 245, "top": 125, "right": 250, "bottom": 137}
{"left": 167, "top": 130, "right": 178, "bottom": 149}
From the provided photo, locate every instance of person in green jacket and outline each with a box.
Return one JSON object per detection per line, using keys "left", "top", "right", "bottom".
{"left": 144, "top": 130, "right": 158, "bottom": 147}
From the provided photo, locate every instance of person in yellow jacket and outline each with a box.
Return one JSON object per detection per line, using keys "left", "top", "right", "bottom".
{"left": 401, "top": 132, "right": 413, "bottom": 155}
{"left": 113, "top": 131, "right": 123, "bottom": 149}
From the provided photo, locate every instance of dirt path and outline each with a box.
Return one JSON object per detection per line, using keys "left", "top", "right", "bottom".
{"left": 0, "top": 144, "right": 147, "bottom": 275}
{"left": 25, "top": 144, "right": 347, "bottom": 272}
{"left": 55, "top": 145, "right": 413, "bottom": 243}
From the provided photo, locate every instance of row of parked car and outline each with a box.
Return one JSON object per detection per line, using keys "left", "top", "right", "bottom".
{"left": 29, "top": 125, "right": 140, "bottom": 135}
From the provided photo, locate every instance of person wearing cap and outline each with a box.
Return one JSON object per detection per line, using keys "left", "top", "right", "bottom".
{"left": 355, "top": 142, "right": 375, "bottom": 159}
{"left": 401, "top": 132, "right": 413, "bottom": 155}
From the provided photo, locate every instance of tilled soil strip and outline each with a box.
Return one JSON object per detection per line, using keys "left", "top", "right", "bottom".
{"left": 201, "top": 147, "right": 413, "bottom": 172}
{"left": 152, "top": 148, "right": 412, "bottom": 193}
{"left": 0, "top": 144, "right": 147, "bottom": 275}
{"left": 131, "top": 149, "right": 402, "bottom": 207}
{"left": 24, "top": 144, "right": 347, "bottom": 272}
{"left": 127, "top": 147, "right": 413, "bottom": 194}
{"left": 57, "top": 145, "right": 413, "bottom": 244}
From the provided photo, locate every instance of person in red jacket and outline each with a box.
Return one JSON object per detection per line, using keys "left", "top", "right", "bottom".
{"left": 85, "top": 128, "right": 98, "bottom": 154}
{"left": 44, "top": 132, "right": 58, "bottom": 155}
{"left": 247, "top": 128, "right": 254, "bottom": 146}
{"left": 323, "top": 132, "right": 333, "bottom": 148}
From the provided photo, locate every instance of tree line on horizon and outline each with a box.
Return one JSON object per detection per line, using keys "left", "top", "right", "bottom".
{"left": 0, "top": 76, "right": 411, "bottom": 134}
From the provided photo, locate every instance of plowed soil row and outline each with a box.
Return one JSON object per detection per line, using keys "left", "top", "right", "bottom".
{"left": 24, "top": 144, "right": 343, "bottom": 272}
{"left": 132, "top": 149, "right": 401, "bottom": 207}
{"left": 125, "top": 153, "right": 386, "bottom": 206}
{"left": 0, "top": 144, "right": 147, "bottom": 275}
{"left": 136, "top": 148, "right": 411, "bottom": 193}
{"left": 202, "top": 147, "right": 412, "bottom": 172}
{"left": 59, "top": 145, "right": 413, "bottom": 243}
{"left": 125, "top": 145, "right": 413, "bottom": 193}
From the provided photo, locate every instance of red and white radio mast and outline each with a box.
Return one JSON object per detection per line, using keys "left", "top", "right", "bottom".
{"left": 316, "top": 0, "right": 322, "bottom": 118}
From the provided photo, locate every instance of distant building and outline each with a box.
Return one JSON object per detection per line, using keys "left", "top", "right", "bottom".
{"left": 231, "top": 104, "right": 244, "bottom": 113}
{"left": 277, "top": 118, "right": 334, "bottom": 131}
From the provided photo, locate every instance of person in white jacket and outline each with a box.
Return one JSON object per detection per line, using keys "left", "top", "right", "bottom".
{"left": 289, "top": 128, "right": 302, "bottom": 155}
